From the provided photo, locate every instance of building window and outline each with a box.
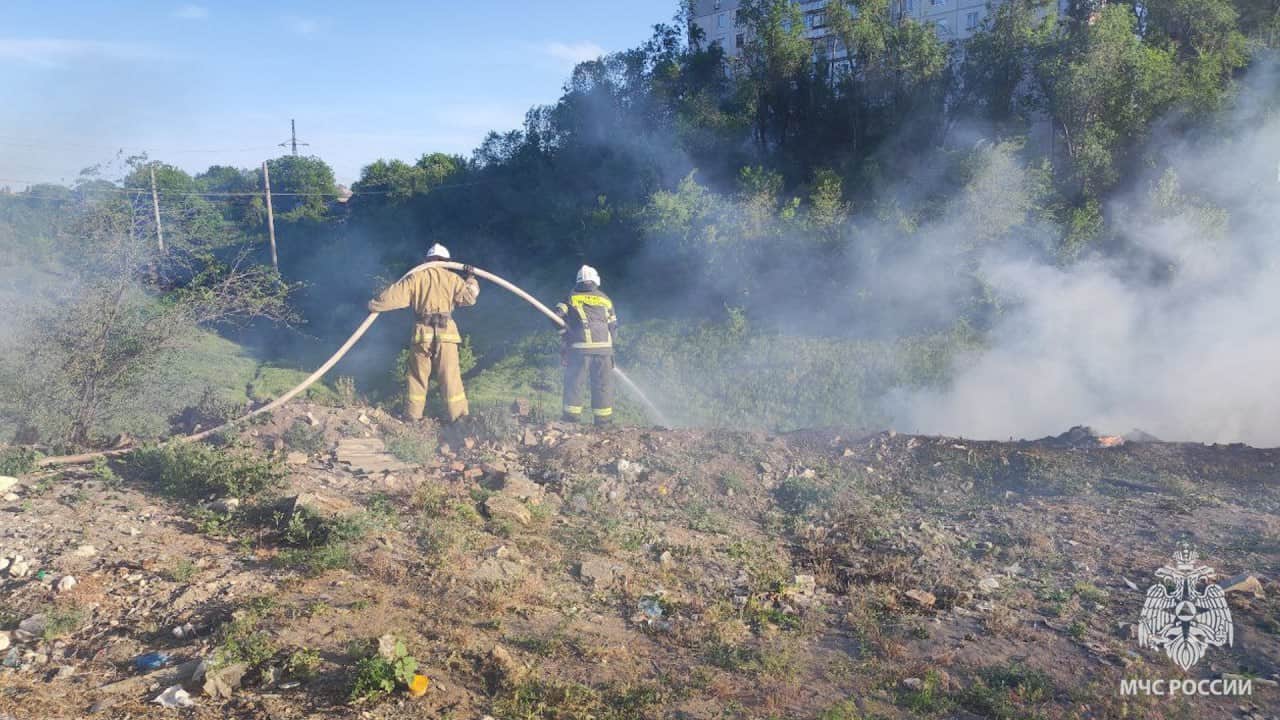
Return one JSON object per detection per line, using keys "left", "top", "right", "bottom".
{"left": 735, "top": 9, "right": 745, "bottom": 26}
{"left": 736, "top": 33, "right": 745, "bottom": 48}
{"left": 713, "top": 0, "right": 721, "bottom": 9}
{"left": 806, "top": 11, "right": 826, "bottom": 29}
{"left": 718, "top": 12, "right": 727, "bottom": 28}
{"left": 936, "top": 18, "right": 949, "bottom": 35}
{"left": 966, "top": 11, "right": 979, "bottom": 29}
{"left": 931, "top": 0, "right": 944, "bottom": 6}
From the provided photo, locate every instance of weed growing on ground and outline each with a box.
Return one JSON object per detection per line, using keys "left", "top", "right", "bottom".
{"left": 349, "top": 637, "right": 418, "bottom": 703}
{"left": 285, "top": 647, "right": 322, "bottom": 680}
{"left": 164, "top": 559, "right": 198, "bottom": 583}
{"left": 773, "top": 476, "right": 832, "bottom": 515}
{"left": 125, "top": 442, "right": 285, "bottom": 499}
{"left": 282, "top": 419, "right": 326, "bottom": 454}
{"left": 492, "top": 679, "right": 664, "bottom": 720}
{"left": 386, "top": 422, "right": 438, "bottom": 465}
{"left": 41, "top": 603, "right": 86, "bottom": 640}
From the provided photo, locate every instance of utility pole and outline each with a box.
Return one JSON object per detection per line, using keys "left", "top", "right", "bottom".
{"left": 262, "top": 161, "right": 278, "bottom": 272}
{"left": 279, "top": 118, "right": 309, "bottom": 156}
{"left": 149, "top": 166, "right": 165, "bottom": 253}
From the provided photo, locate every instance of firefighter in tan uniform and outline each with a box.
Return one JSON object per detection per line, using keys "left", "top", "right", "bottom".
{"left": 368, "top": 243, "right": 478, "bottom": 422}
{"left": 556, "top": 265, "right": 617, "bottom": 425}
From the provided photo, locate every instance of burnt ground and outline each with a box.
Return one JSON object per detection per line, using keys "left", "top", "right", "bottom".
{"left": 1, "top": 404, "right": 1278, "bottom": 719}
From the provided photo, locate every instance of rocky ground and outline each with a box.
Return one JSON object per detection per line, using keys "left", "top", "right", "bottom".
{"left": 1, "top": 403, "right": 1278, "bottom": 719}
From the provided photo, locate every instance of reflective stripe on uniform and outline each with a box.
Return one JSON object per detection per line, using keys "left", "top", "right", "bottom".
{"left": 447, "top": 392, "right": 467, "bottom": 404}
{"left": 564, "top": 405, "right": 583, "bottom": 415}
{"left": 413, "top": 327, "right": 462, "bottom": 344}
{"left": 571, "top": 341, "right": 613, "bottom": 350}
{"left": 593, "top": 407, "right": 613, "bottom": 417}
{"left": 571, "top": 294, "right": 613, "bottom": 308}
{"left": 407, "top": 393, "right": 427, "bottom": 401}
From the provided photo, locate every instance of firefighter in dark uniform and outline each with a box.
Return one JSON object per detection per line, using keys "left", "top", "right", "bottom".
{"left": 556, "top": 265, "right": 617, "bottom": 425}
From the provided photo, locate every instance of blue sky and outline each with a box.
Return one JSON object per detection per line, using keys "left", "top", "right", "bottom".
{"left": 0, "top": 1, "right": 676, "bottom": 186}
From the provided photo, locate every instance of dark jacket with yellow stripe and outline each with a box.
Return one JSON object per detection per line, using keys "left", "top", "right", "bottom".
{"left": 556, "top": 283, "right": 617, "bottom": 355}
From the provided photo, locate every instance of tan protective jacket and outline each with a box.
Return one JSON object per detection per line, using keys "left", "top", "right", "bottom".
{"left": 368, "top": 266, "right": 479, "bottom": 344}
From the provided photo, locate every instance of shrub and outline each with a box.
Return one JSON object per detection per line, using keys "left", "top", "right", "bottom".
{"left": 0, "top": 446, "right": 39, "bottom": 475}
{"left": 282, "top": 419, "right": 326, "bottom": 454}
{"left": 125, "top": 442, "right": 285, "bottom": 499}
{"left": 349, "top": 637, "right": 418, "bottom": 703}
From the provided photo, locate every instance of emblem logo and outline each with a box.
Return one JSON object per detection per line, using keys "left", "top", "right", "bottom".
{"left": 1138, "top": 545, "right": 1233, "bottom": 671}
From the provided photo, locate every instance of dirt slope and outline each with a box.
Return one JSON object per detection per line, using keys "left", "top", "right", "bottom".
{"left": 1, "top": 404, "right": 1278, "bottom": 719}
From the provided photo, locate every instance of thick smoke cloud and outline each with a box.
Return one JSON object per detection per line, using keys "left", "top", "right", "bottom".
{"left": 895, "top": 63, "right": 1280, "bottom": 445}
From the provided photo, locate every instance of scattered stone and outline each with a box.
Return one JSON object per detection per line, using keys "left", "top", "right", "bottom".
{"left": 614, "top": 459, "right": 645, "bottom": 481}
{"left": 522, "top": 429, "right": 538, "bottom": 447}
{"left": 1220, "top": 574, "right": 1265, "bottom": 598}
{"left": 494, "top": 471, "right": 544, "bottom": 503}
{"left": 511, "top": 398, "right": 531, "bottom": 417}
{"left": 2, "top": 492, "right": 16, "bottom": 502}
{"left": 484, "top": 495, "right": 531, "bottom": 526}
{"left": 901, "top": 677, "right": 924, "bottom": 691}
{"left": 281, "top": 492, "right": 361, "bottom": 523}
{"left": 203, "top": 662, "right": 248, "bottom": 699}
{"left": 790, "top": 574, "right": 817, "bottom": 596}
{"left": 841, "top": 448, "right": 855, "bottom": 457}
{"left": 658, "top": 550, "right": 674, "bottom": 569}
{"left": 904, "top": 589, "right": 937, "bottom": 608}
{"left": 72, "top": 544, "right": 97, "bottom": 558}
{"left": 14, "top": 615, "right": 46, "bottom": 643}
{"left": 1122, "top": 576, "right": 1140, "bottom": 591}
{"left": 472, "top": 556, "right": 524, "bottom": 584}
{"left": 305, "top": 412, "right": 320, "bottom": 427}
{"left": 357, "top": 413, "right": 372, "bottom": 425}
{"left": 285, "top": 451, "right": 309, "bottom": 466}
{"left": 0, "top": 558, "right": 8, "bottom": 572}
{"left": 450, "top": 461, "right": 466, "bottom": 473}
{"left": 208, "top": 498, "right": 240, "bottom": 514}
{"left": 335, "top": 437, "right": 414, "bottom": 473}
{"left": 0, "top": 476, "right": 17, "bottom": 493}
{"left": 578, "top": 557, "right": 618, "bottom": 589}
{"left": 7, "top": 559, "right": 31, "bottom": 578}
{"left": 56, "top": 575, "right": 77, "bottom": 593}
{"left": 978, "top": 577, "right": 1001, "bottom": 594}
{"left": 463, "top": 467, "right": 484, "bottom": 481}
{"left": 0, "top": 631, "right": 9, "bottom": 651}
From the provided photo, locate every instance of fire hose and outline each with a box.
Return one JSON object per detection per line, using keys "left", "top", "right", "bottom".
{"left": 37, "top": 261, "right": 664, "bottom": 468}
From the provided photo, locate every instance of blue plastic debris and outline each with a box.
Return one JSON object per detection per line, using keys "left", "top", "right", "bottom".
{"left": 134, "top": 651, "right": 171, "bottom": 672}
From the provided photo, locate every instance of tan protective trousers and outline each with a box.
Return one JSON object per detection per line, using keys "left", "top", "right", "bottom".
{"left": 406, "top": 342, "right": 468, "bottom": 422}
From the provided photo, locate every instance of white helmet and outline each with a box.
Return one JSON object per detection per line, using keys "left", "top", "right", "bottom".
{"left": 426, "top": 243, "right": 450, "bottom": 259}
{"left": 576, "top": 265, "right": 601, "bottom": 286}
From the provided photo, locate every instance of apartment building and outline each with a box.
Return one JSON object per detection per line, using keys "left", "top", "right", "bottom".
{"left": 690, "top": 0, "right": 1021, "bottom": 67}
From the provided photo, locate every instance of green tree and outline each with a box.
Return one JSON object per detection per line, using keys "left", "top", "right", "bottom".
{"left": 1040, "top": 4, "right": 1183, "bottom": 196}
{"left": 265, "top": 155, "right": 336, "bottom": 222}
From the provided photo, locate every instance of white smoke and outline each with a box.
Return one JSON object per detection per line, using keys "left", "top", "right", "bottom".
{"left": 897, "top": 63, "right": 1280, "bottom": 445}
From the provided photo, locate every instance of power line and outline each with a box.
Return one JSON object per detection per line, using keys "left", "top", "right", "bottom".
{"left": 0, "top": 177, "right": 491, "bottom": 201}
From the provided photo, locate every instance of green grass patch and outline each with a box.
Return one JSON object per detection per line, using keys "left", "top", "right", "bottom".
{"left": 492, "top": 679, "right": 664, "bottom": 720}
